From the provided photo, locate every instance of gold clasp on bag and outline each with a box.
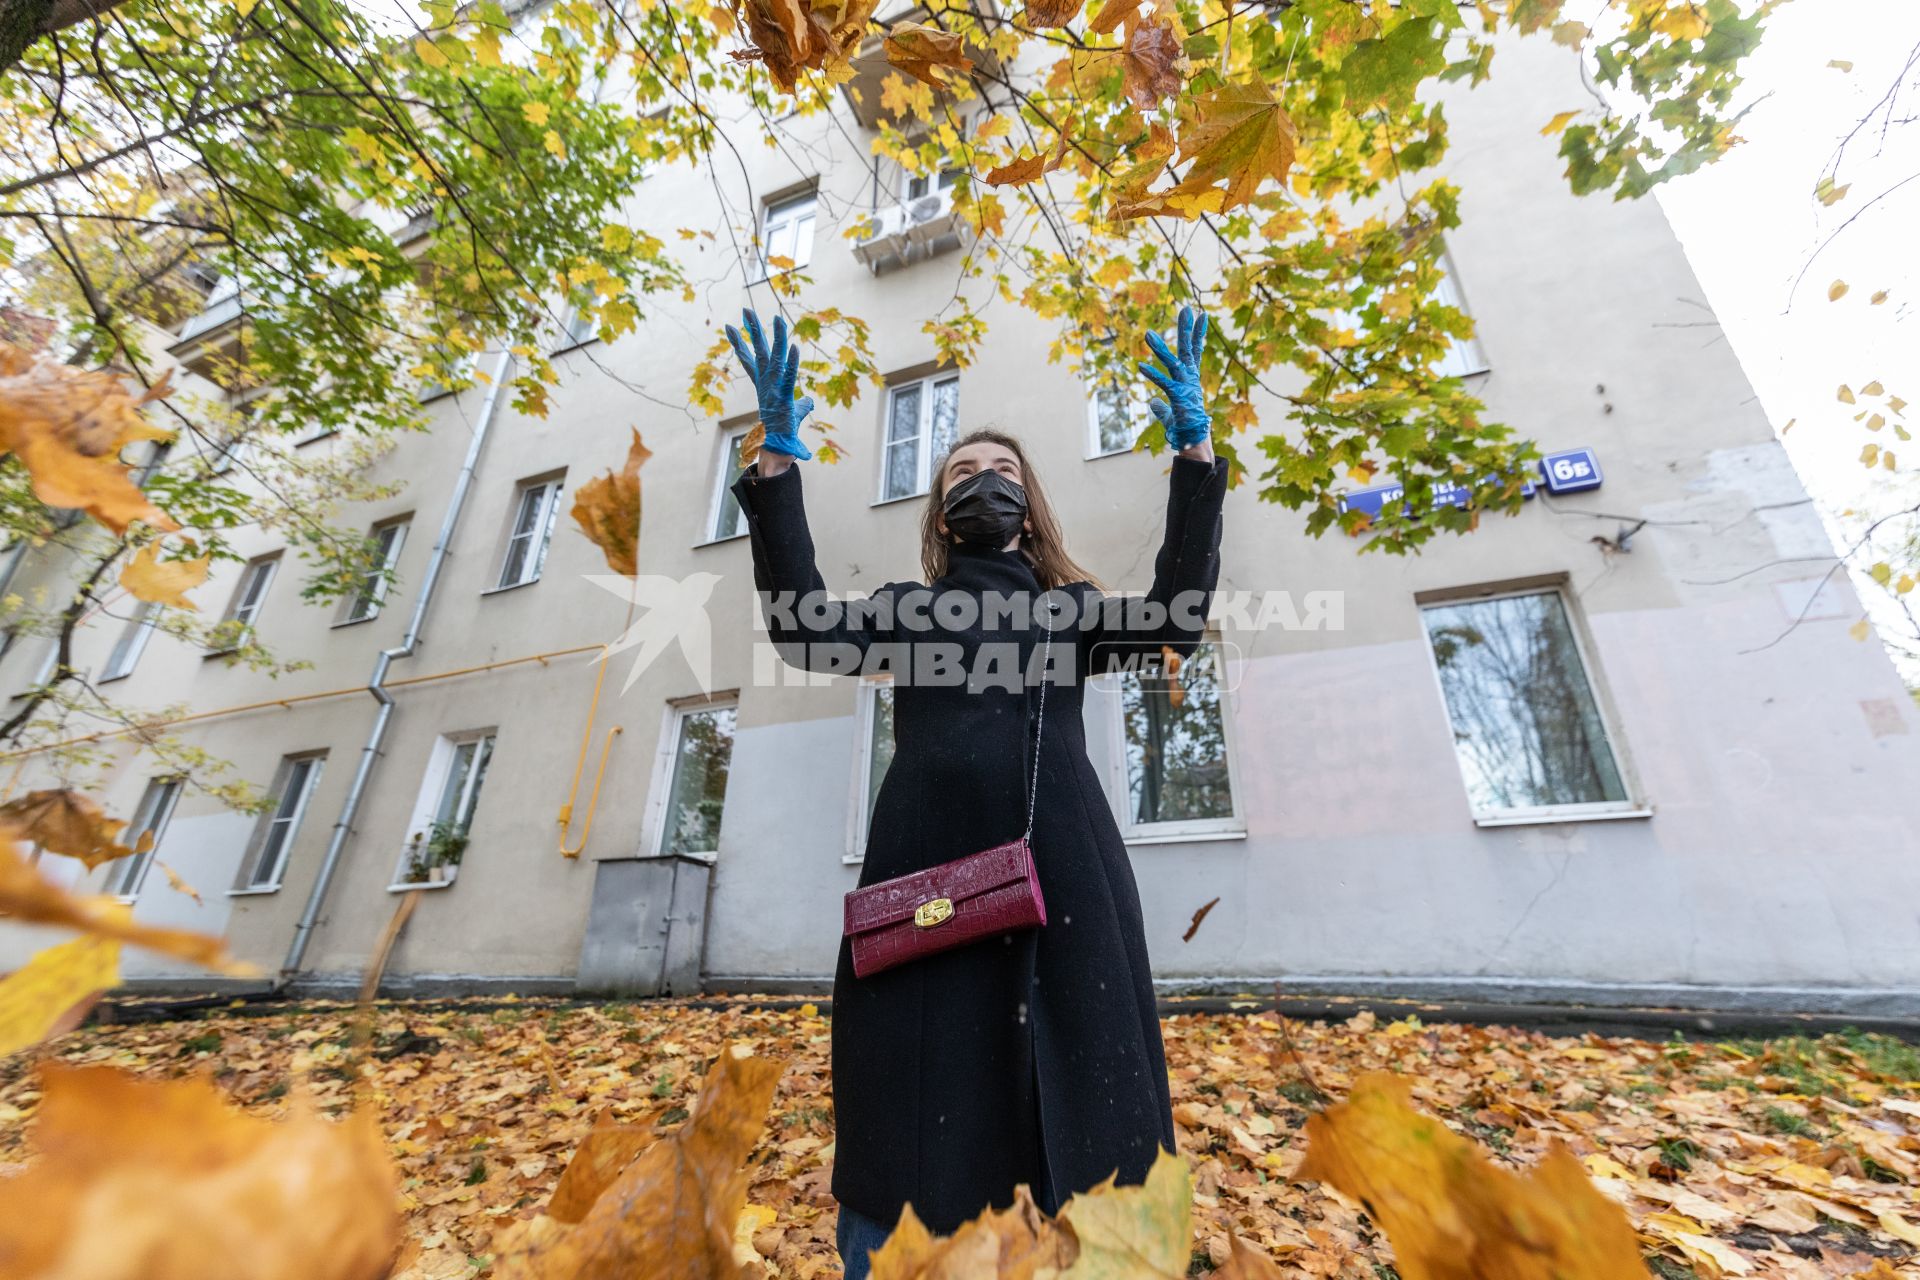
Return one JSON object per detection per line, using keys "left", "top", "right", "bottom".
{"left": 913, "top": 897, "right": 954, "bottom": 928}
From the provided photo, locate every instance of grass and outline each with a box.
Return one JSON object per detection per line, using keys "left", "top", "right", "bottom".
{"left": 1762, "top": 1106, "right": 1816, "bottom": 1138}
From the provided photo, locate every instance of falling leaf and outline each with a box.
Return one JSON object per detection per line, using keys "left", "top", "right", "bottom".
{"left": 883, "top": 23, "right": 973, "bottom": 88}
{"left": 158, "top": 860, "right": 202, "bottom": 906}
{"left": 492, "top": 1043, "right": 783, "bottom": 1279}
{"left": 0, "top": 790, "right": 154, "bottom": 872}
{"left": 1849, "top": 616, "right": 1873, "bottom": 641}
{"left": 546, "top": 1109, "right": 663, "bottom": 1223}
{"left": 119, "top": 541, "right": 209, "bottom": 610}
{"left": 0, "top": 837, "right": 253, "bottom": 974}
{"left": 1829, "top": 58, "right": 1853, "bottom": 71}
{"left": 569, "top": 429, "right": 652, "bottom": 577}
{"left": 1056, "top": 1146, "right": 1194, "bottom": 1276}
{"left": 0, "top": 935, "right": 119, "bottom": 1058}
{"left": 1213, "top": 1234, "right": 1289, "bottom": 1278}
{"left": 0, "top": 1065, "right": 400, "bottom": 1280}
{"left": 1815, "top": 177, "right": 1850, "bottom": 206}
{"left": 984, "top": 131, "right": 1071, "bottom": 187}
{"left": 871, "top": 1186, "right": 1069, "bottom": 1277}
{"left": 0, "top": 344, "right": 178, "bottom": 535}
{"left": 735, "top": 0, "right": 878, "bottom": 93}
{"left": 1872, "top": 289, "right": 1890, "bottom": 304}
{"left": 1839, "top": 384, "right": 1856, "bottom": 404}
{"left": 1862, "top": 380, "right": 1885, "bottom": 396}
{"left": 1861, "top": 443, "right": 1880, "bottom": 467}
{"left": 1024, "top": 0, "right": 1084, "bottom": 31}
{"left": 1830, "top": 279, "right": 1849, "bottom": 301}
{"left": 1299, "top": 1072, "right": 1647, "bottom": 1279}
{"left": 1121, "top": 22, "right": 1183, "bottom": 108}
{"left": 1182, "top": 896, "right": 1220, "bottom": 943}
{"left": 1540, "top": 109, "right": 1579, "bottom": 136}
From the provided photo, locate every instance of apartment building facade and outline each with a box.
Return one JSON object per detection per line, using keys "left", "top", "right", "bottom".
{"left": 4, "top": 31, "right": 1918, "bottom": 1014}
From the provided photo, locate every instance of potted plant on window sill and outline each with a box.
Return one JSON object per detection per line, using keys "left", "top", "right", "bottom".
{"left": 423, "top": 820, "right": 467, "bottom": 885}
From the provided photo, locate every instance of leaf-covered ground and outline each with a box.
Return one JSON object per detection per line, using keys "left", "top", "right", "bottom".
{"left": 1, "top": 998, "right": 1916, "bottom": 1279}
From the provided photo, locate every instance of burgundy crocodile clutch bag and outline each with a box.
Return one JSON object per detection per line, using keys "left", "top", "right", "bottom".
{"left": 843, "top": 837, "right": 1046, "bottom": 978}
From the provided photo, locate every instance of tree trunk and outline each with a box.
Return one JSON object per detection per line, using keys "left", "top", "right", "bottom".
{"left": 0, "top": 0, "right": 131, "bottom": 74}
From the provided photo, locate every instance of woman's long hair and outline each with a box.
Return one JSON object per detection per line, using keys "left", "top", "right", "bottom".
{"left": 919, "top": 429, "right": 1101, "bottom": 590}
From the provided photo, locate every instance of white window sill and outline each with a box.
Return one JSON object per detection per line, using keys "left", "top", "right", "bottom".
{"left": 1087, "top": 443, "right": 1145, "bottom": 461}
{"left": 871, "top": 490, "right": 929, "bottom": 508}
{"left": 1471, "top": 807, "right": 1653, "bottom": 829}
{"left": 696, "top": 530, "right": 748, "bottom": 549}
{"left": 842, "top": 852, "right": 864, "bottom": 865}
{"left": 552, "top": 336, "right": 602, "bottom": 357}
{"left": 331, "top": 613, "right": 378, "bottom": 629}
{"left": 480, "top": 578, "right": 542, "bottom": 597}
{"left": 1123, "top": 827, "right": 1248, "bottom": 847}
{"left": 630, "top": 849, "right": 717, "bottom": 865}
{"left": 227, "top": 885, "right": 281, "bottom": 897}
{"left": 387, "top": 878, "right": 456, "bottom": 893}
{"left": 98, "top": 672, "right": 134, "bottom": 685}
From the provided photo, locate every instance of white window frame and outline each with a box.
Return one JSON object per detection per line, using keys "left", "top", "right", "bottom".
{"left": 101, "top": 602, "right": 159, "bottom": 682}
{"left": 12, "top": 641, "right": 60, "bottom": 699}
{"left": 704, "top": 424, "right": 753, "bottom": 544}
{"left": 640, "top": 695, "right": 738, "bottom": 864}
{"left": 231, "top": 752, "right": 326, "bottom": 894}
{"left": 875, "top": 372, "right": 962, "bottom": 503}
{"left": 1085, "top": 374, "right": 1150, "bottom": 459}
{"left": 759, "top": 190, "right": 817, "bottom": 277}
{"left": 209, "top": 555, "right": 278, "bottom": 653}
{"left": 491, "top": 475, "right": 564, "bottom": 591}
{"left": 1416, "top": 584, "right": 1643, "bottom": 827}
{"left": 1103, "top": 640, "right": 1247, "bottom": 844}
{"left": 389, "top": 730, "right": 496, "bottom": 891}
{"left": 111, "top": 776, "right": 184, "bottom": 899}
{"left": 904, "top": 165, "right": 962, "bottom": 203}
{"left": 1433, "top": 249, "right": 1490, "bottom": 379}
{"left": 556, "top": 301, "right": 598, "bottom": 353}
{"left": 844, "top": 678, "right": 895, "bottom": 863}
{"left": 337, "top": 517, "right": 410, "bottom": 625}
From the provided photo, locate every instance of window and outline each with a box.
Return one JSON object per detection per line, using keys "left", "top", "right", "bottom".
{"left": 209, "top": 555, "right": 277, "bottom": 652}
{"left": 1087, "top": 376, "right": 1149, "bottom": 458}
{"left": 707, "top": 426, "right": 753, "bottom": 542}
{"left": 655, "top": 702, "right": 736, "bottom": 857}
{"left": 879, "top": 374, "right": 961, "bottom": 501}
{"left": 905, "top": 167, "right": 962, "bottom": 202}
{"left": 339, "top": 518, "right": 409, "bottom": 624}
{"left": 111, "top": 777, "right": 184, "bottom": 898}
{"left": 1419, "top": 588, "right": 1633, "bottom": 824}
{"left": 1114, "top": 642, "right": 1239, "bottom": 838}
{"left": 393, "top": 732, "right": 495, "bottom": 888}
{"left": 556, "top": 302, "right": 598, "bottom": 352}
{"left": 233, "top": 753, "right": 325, "bottom": 892}
{"left": 102, "top": 603, "right": 159, "bottom": 681}
{"left": 12, "top": 642, "right": 59, "bottom": 698}
{"left": 760, "top": 191, "right": 817, "bottom": 275}
{"left": 1433, "top": 252, "right": 1490, "bottom": 378}
{"left": 847, "top": 681, "right": 895, "bottom": 861}
{"left": 494, "top": 476, "right": 563, "bottom": 589}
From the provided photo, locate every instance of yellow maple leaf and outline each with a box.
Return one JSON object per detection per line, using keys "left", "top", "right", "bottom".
{"left": 1169, "top": 79, "right": 1297, "bottom": 211}
{"left": 543, "top": 129, "right": 567, "bottom": 159}
{"left": 1540, "top": 109, "right": 1579, "bottom": 136}
{"left": 0, "top": 935, "right": 119, "bottom": 1059}
{"left": 1299, "top": 1072, "right": 1647, "bottom": 1279}
{"left": 120, "top": 541, "right": 209, "bottom": 609}
{"left": 523, "top": 100, "right": 551, "bottom": 126}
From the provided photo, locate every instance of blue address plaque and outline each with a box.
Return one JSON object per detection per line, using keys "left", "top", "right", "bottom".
{"left": 1339, "top": 448, "right": 1600, "bottom": 518}
{"left": 1539, "top": 447, "right": 1603, "bottom": 494}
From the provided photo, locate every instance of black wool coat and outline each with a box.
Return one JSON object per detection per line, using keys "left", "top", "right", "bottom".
{"left": 730, "top": 453, "right": 1229, "bottom": 1235}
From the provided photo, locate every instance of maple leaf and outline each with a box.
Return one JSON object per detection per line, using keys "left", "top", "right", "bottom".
{"left": 1167, "top": 80, "right": 1297, "bottom": 211}
{"left": 883, "top": 22, "right": 973, "bottom": 89}
{"left": 1086, "top": 0, "right": 1139, "bottom": 35}
{"left": 492, "top": 1043, "right": 783, "bottom": 1279}
{"left": 0, "top": 1065, "right": 400, "bottom": 1280}
{"left": 0, "top": 836, "right": 253, "bottom": 974}
{"left": 1056, "top": 1146, "right": 1194, "bottom": 1276}
{"left": 1298, "top": 1072, "right": 1647, "bottom": 1279}
{"left": 569, "top": 429, "right": 652, "bottom": 577}
{"left": 1341, "top": 14, "right": 1449, "bottom": 110}
{"left": 0, "top": 935, "right": 118, "bottom": 1058}
{"left": 0, "top": 789, "right": 154, "bottom": 871}
{"left": 0, "top": 344, "right": 178, "bottom": 535}
{"left": 984, "top": 130, "right": 1071, "bottom": 187}
{"left": 1121, "top": 21, "right": 1183, "bottom": 109}
{"left": 545, "top": 1107, "right": 667, "bottom": 1223}
{"left": 119, "top": 541, "right": 210, "bottom": 610}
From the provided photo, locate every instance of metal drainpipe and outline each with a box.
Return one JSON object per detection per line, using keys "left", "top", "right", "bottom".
{"left": 279, "top": 348, "right": 515, "bottom": 984}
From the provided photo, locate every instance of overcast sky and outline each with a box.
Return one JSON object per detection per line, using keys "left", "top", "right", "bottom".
{"left": 1658, "top": 0, "right": 1920, "bottom": 516}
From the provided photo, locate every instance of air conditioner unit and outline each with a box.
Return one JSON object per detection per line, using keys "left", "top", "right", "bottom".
{"left": 902, "top": 193, "right": 959, "bottom": 247}
{"left": 851, "top": 205, "right": 914, "bottom": 272}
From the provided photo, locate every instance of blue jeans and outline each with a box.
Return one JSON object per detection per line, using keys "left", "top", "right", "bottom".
{"left": 835, "top": 1204, "right": 894, "bottom": 1280}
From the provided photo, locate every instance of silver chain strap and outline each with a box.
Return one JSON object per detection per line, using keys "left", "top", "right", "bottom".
{"left": 1023, "top": 610, "right": 1052, "bottom": 842}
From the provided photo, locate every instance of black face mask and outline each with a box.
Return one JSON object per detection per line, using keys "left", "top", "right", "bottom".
{"left": 942, "top": 469, "right": 1029, "bottom": 547}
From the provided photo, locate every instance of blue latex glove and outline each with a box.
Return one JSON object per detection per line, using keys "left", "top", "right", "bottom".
{"left": 724, "top": 308, "right": 815, "bottom": 461}
{"left": 1137, "top": 305, "right": 1212, "bottom": 449}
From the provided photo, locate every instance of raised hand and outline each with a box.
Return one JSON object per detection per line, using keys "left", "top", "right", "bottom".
{"left": 1137, "top": 306, "right": 1212, "bottom": 450}
{"left": 724, "top": 308, "right": 815, "bottom": 461}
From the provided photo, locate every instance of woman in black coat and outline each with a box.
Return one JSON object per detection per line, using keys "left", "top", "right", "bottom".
{"left": 724, "top": 307, "right": 1228, "bottom": 1279}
